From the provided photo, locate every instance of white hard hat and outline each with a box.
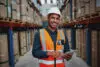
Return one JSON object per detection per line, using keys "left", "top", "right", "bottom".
{"left": 47, "top": 7, "right": 61, "bottom": 17}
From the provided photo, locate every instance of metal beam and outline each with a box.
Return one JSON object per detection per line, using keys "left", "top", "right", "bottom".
{"left": 86, "top": 28, "right": 91, "bottom": 66}
{"left": 8, "top": 27, "right": 15, "bottom": 67}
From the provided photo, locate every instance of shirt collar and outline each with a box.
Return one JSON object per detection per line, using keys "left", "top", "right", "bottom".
{"left": 45, "top": 27, "right": 57, "bottom": 35}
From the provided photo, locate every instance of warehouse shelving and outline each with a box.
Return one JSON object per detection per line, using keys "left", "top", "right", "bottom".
{"left": 0, "top": 20, "right": 42, "bottom": 28}
{"left": 60, "top": 1, "right": 100, "bottom": 66}
{"left": 63, "top": 16, "right": 100, "bottom": 28}
{"left": 62, "top": 16, "right": 100, "bottom": 66}
{"left": 0, "top": 20, "right": 42, "bottom": 67}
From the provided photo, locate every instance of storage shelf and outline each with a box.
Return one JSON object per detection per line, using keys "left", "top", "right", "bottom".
{"left": 0, "top": 20, "right": 42, "bottom": 28}
{"left": 63, "top": 16, "right": 100, "bottom": 28}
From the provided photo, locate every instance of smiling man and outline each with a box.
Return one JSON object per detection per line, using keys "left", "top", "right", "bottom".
{"left": 32, "top": 7, "right": 72, "bottom": 67}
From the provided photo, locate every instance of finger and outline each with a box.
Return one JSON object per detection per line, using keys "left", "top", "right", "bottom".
{"left": 66, "top": 55, "right": 72, "bottom": 59}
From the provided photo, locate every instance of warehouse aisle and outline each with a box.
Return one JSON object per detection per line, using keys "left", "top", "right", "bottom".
{"left": 15, "top": 49, "right": 89, "bottom": 67}
{"left": 15, "top": 49, "right": 39, "bottom": 67}
{"left": 0, "top": 0, "right": 100, "bottom": 67}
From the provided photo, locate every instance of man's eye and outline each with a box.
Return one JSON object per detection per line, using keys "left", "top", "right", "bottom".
{"left": 51, "top": 17, "right": 55, "bottom": 19}
{"left": 56, "top": 18, "right": 60, "bottom": 20}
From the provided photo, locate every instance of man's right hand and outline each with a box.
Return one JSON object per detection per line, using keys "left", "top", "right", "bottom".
{"left": 47, "top": 51, "right": 54, "bottom": 56}
{"left": 47, "top": 51, "right": 61, "bottom": 58}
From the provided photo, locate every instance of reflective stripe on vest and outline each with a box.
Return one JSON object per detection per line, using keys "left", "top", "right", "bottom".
{"left": 39, "top": 59, "right": 63, "bottom": 65}
{"left": 58, "top": 30, "right": 65, "bottom": 41}
{"left": 40, "top": 29, "right": 46, "bottom": 51}
{"left": 47, "top": 50, "right": 63, "bottom": 52}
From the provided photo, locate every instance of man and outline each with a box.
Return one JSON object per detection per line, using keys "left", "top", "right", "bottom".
{"left": 32, "top": 7, "right": 72, "bottom": 67}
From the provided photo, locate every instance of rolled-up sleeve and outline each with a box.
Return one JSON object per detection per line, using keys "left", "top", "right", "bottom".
{"left": 32, "top": 31, "right": 48, "bottom": 59}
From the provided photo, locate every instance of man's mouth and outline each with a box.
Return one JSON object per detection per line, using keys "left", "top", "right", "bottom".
{"left": 52, "top": 22, "right": 57, "bottom": 27}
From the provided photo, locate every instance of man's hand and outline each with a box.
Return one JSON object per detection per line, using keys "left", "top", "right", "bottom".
{"left": 62, "top": 52, "right": 73, "bottom": 61}
{"left": 47, "top": 51, "right": 61, "bottom": 58}
{"left": 47, "top": 51, "right": 73, "bottom": 60}
{"left": 53, "top": 51, "right": 61, "bottom": 58}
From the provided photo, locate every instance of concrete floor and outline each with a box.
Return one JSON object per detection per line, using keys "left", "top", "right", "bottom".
{"left": 15, "top": 50, "right": 89, "bottom": 67}
{"left": 15, "top": 50, "right": 39, "bottom": 67}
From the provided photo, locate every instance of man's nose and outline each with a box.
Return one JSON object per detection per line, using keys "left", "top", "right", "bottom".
{"left": 53, "top": 18, "right": 57, "bottom": 22}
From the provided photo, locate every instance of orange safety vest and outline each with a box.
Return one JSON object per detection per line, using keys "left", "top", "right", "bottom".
{"left": 39, "top": 29, "right": 65, "bottom": 67}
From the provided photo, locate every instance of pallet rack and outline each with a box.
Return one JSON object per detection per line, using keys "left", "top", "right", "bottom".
{"left": 63, "top": 16, "right": 100, "bottom": 66}
{"left": 0, "top": 20, "right": 42, "bottom": 67}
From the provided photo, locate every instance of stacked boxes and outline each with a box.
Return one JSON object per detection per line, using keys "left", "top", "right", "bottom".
{"left": 66, "top": 29, "right": 72, "bottom": 48}
{"left": 13, "top": 32, "right": 20, "bottom": 63}
{"left": 62, "top": 0, "right": 99, "bottom": 22}
{"left": 75, "top": 29, "right": 86, "bottom": 61}
{"left": 0, "top": 0, "right": 42, "bottom": 67}
{"left": 76, "top": 29, "right": 81, "bottom": 57}
{"left": 19, "top": 31, "right": 27, "bottom": 56}
{"left": 27, "top": 6, "right": 34, "bottom": 23}
{"left": 0, "top": 33, "right": 9, "bottom": 67}
{"left": 30, "top": 30, "right": 35, "bottom": 47}
{"left": 0, "top": 0, "right": 7, "bottom": 18}
{"left": 75, "top": 29, "right": 100, "bottom": 67}
{"left": 80, "top": 0, "right": 85, "bottom": 17}
{"left": 76, "top": 0, "right": 81, "bottom": 18}
{"left": 26, "top": 31, "right": 31, "bottom": 51}
{"left": 91, "top": 30, "right": 98, "bottom": 67}
{"left": 21, "top": 0, "right": 29, "bottom": 22}
{"left": 84, "top": 2, "right": 90, "bottom": 15}
{"left": 90, "top": 0, "right": 95, "bottom": 14}
{"left": 11, "top": 0, "right": 20, "bottom": 21}
{"left": 91, "top": 30, "right": 100, "bottom": 67}
{"left": 0, "top": 0, "right": 12, "bottom": 18}
{"left": 7, "top": 0, "right": 12, "bottom": 18}
{"left": 80, "top": 29, "right": 86, "bottom": 61}
{"left": 12, "top": 1, "right": 18, "bottom": 20}
{"left": 0, "top": 0, "right": 42, "bottom": 25}
{"left": 72, "top": 0, "right": 76, "bottom": 20}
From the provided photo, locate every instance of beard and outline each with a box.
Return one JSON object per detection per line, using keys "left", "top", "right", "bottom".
{"left": 49, "top": 22, "right": 59, "bottom": 30}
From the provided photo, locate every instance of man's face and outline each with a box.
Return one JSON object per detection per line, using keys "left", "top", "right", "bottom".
{"left": 48, "top": 13, "right": 61, "bottom": 30}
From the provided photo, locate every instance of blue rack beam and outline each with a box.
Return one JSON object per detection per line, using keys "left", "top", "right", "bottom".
{"left": 86, "top": 28, "right": 91, "bottom": 66}
{"left": 8, "top": 27, "right": 15, "bottom": 67}
{"left": 70, "top": 0, "right": 72, "bottom": 20}
{"left": 71, "top": 28, "right": 76, "bottom": 49}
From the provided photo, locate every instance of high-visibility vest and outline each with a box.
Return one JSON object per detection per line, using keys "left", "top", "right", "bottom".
{"left": 39, "top": 29, "right": 65, "bottom": 67}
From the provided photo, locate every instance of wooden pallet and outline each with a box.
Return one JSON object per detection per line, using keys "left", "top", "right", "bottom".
{"left": 0, "top": 17, "right": 23, "bottom": 23}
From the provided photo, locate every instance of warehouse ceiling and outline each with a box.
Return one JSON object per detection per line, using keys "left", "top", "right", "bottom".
{"left": 27, "top": 0, "right": 67, "bottom": 17}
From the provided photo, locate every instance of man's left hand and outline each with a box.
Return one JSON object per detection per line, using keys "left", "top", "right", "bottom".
{"left": 61, "top": 52, "right": 73, "bottom": 60}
